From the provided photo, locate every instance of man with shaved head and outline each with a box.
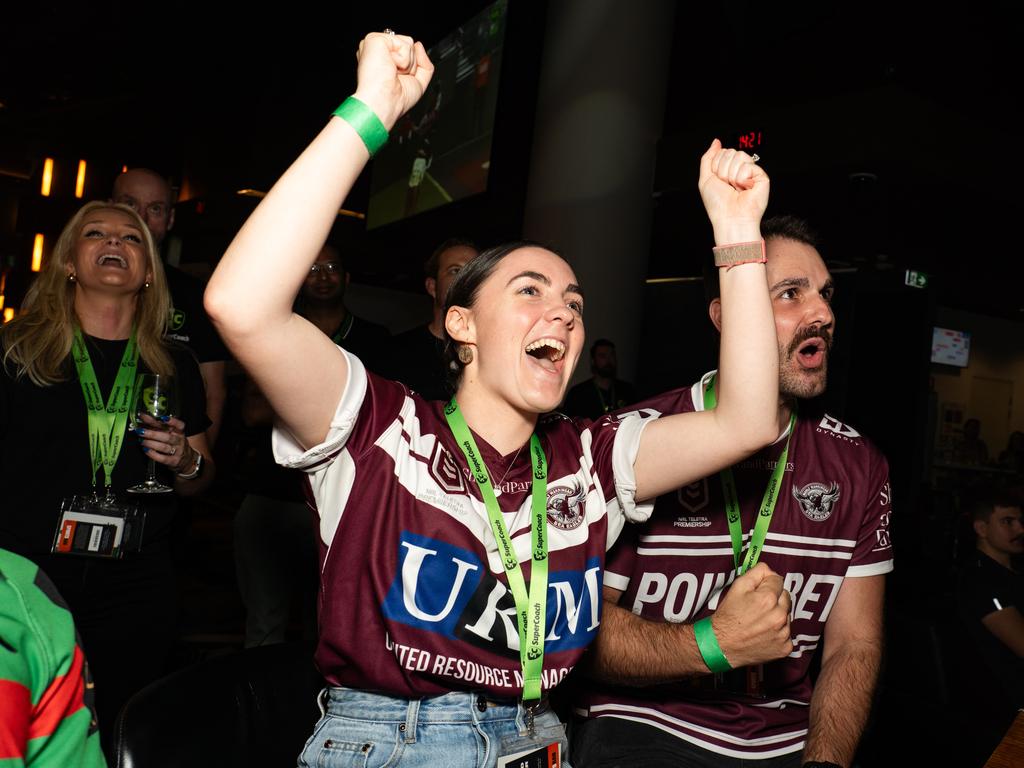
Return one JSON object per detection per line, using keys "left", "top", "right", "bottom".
{"left": 574, "top": 216, "right": 893, "bottom": 768}
{"left": 113, "top": 168, "right": 228, "bottom": 445}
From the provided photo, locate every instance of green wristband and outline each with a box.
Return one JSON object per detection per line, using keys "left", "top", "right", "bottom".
{"left": 694, "top": 617, "right": 732, "bottom": 673}
{"left": 332, "top": 96, "right": 389, "bottom": 157}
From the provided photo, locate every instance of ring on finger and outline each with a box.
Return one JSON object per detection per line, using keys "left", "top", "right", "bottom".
{"left": 750, "top": 153, "right": 760, "bottom": 163}
{"left": 383, "top": 28, "right": 395, "bottom": 36}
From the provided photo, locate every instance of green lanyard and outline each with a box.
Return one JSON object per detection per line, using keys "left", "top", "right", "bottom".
{"left": 703, "top": 375, "right": 796, "bottom": 575}
{"left": 330, "top": 314, "right": 354, "bottom": 345}
{"left": 444, "top": 399, "right": 549, "bottom": 702}
{"left": 71, "top": 328, "right": 139, "bottom": 491}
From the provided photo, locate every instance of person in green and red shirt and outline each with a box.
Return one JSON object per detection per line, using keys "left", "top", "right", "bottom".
{"left": 0, "top": 548, "right": 106, "bottom": 768}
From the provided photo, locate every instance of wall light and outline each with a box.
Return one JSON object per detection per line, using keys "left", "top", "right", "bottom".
{"left": 32, "top": 234, "right": 44, "bottom": 272}
{"left": 75, "top": 160, "right": 87, "bottom": 198}
{"left": 41, "top": 158, "right": 54, "bottom": 196}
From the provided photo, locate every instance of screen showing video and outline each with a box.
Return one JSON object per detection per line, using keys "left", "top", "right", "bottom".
{"left": 367, "top": 0, "right": 508, "bottom": 229}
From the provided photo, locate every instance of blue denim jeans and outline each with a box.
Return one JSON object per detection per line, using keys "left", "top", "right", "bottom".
{"left": 297, "top": 687, "right": 571, "bottom": 768}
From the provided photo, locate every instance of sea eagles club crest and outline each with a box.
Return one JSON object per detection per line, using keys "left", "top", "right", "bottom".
{"left": 792, "top": 482, "right": 841, "bottom": 521}
{"left": 547, "top": 482, "right": 586, "bottom": 530}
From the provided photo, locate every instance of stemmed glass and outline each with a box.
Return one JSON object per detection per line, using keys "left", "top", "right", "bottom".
{"left": 127, "top": 374, "right": 176, "bottom": 494}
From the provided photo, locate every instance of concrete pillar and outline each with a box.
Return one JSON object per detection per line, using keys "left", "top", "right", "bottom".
{"left": 522, "top": 0, "right": 675, "bottom": 384}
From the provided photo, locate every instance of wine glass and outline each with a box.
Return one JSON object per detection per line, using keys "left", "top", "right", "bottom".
{"left": 127, "top": 374, "right": 177, "bottom": 494}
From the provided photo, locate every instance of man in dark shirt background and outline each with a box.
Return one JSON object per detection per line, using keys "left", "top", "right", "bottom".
{"left": 296, "top": 243, "right": 390, "bottom": 370}
{"left": 112, "top": 168, "right": 228, "bottom": 445}
{"left": 383, "top": 237, "right": 477, "bottom": 400}
{"left": 561, "top": 338, "right": 636, "bottom": 420}
{"left": 958, "top": 488, "right": 1024, "bottom": 708}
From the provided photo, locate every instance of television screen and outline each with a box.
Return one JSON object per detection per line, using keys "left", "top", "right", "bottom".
{"left": 931, "top": 326, "right": 971, "bottom": 367}
{"left": 366, "top": 0, "right": 508, "bottom": 229}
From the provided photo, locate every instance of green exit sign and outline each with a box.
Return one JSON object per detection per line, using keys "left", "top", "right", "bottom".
{"left": 905, "top": 270, "right": 929, "bottom": 289}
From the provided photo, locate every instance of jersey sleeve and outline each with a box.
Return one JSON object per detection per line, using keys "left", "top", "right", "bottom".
{"left": 272, "top": 347, "right": 407, "bottom": 472}
{"left": 603, "top": 522, "right": 641, "bottom": 593}
{"left": 585, "top": 410, "right": 657, "bottom": 539}
{"left": 587, "top": 386, "right": 699, "bottom": 550}
{"left": 271, "top": 348, "right": 411, "bottom": 549}
{"left": 845, "top": 447, "right": 894, "bottom": 578}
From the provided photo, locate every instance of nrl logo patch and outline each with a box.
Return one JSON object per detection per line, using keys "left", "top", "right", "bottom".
{"left": 547, "top": 482, "right": 586, "bottom": 531}
{"left": 429, "top": 442, "right": 466, "bottom": 494}
{"left": 168, "top": 308, "right": 186, "bottom": 331}
{"left": 792, "top": 481, "right": 841, "bottom": 521}
{"left": 677, "top": 478, "right": 709, "bottom": 513}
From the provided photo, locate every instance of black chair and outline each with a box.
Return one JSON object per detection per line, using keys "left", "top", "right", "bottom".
{"left": 114, "top": 643, "right": 322, "bottom": 768}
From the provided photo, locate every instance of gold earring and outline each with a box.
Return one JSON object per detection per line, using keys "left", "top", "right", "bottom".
{"left": 458, "top": 345, "right": 474, "bottom": 364}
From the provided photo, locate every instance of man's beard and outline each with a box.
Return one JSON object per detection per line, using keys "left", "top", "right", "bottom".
{"left": 779, "top": 325, "right": 832, "bottom": 400}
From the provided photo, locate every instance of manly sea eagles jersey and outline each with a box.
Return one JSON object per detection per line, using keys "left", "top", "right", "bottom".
{"left": 273, "top": 350, "right": 652, "bottom": 699}
{"left": 578, "top": 372, "right": 893, "bottom": 759}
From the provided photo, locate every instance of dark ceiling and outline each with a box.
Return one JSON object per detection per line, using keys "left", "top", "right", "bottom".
{"left": 2, "top": 1, "right": 1021, "bottom": 318}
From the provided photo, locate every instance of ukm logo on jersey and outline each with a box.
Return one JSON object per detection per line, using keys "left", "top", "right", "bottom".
{"left": 382, "top": 531, "right": 601, "bottom": 656}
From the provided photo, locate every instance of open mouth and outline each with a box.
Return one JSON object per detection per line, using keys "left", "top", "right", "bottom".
{"left": 525, "top": 338, "right": 566, "bottom": 371}
{"left": 795, "top": 338, "right": 826, "bottom": 369}
{"left": 97, "top": 254, "right": 128, "bottom": 268}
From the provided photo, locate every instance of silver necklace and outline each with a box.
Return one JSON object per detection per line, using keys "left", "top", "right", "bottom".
{"left": 492, "top": 444, "right": 524, "bottom": 497}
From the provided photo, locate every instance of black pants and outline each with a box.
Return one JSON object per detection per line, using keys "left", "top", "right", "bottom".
{"left": 572, "top": 717, "right": 803, "bottom": 768}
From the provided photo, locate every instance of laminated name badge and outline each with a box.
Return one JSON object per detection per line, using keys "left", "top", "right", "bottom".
{"left": 52, "top": 495, "right": 145, "bottom": 559}
{"left": 497, "top": 723, "right": 565, "bottom": 768}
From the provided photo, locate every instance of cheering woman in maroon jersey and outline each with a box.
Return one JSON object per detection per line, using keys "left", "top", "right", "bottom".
{"left": 206, "top": 31, "right": 783, "bottom": 768}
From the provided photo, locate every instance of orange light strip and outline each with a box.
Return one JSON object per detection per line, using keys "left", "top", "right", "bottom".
{"left": 75, "top": 160, "right": 87, "bottom": 198}
{"left": 41, "top": 158, "right": 54, "bottom": 196}
{"left": 3, "top": 308, "right": 13, "bottom": 323}
{"left": 32, "top": 234, "right": 44, "bottom": 272}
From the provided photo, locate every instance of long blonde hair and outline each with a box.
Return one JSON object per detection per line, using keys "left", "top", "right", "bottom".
{"left": 1, "top": 201, "right": 174, "bottom": 385}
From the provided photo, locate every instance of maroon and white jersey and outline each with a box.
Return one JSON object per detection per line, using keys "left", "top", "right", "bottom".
{"left": 578, "top": 372, "right": 893, "bottom": 759}
{"left": 273, "top": 350, "right": 652, "bottom": 699}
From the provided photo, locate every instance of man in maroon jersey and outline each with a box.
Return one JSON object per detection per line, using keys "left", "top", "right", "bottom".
{"left": 574, "top": 216, "right": 893, "bottom": 768}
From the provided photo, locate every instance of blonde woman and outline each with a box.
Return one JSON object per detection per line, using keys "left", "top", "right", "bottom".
{"left": 0, "top": 201, "right": 214, "bottom": 751}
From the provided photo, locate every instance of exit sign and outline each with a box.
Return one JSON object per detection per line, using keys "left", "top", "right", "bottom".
{"left": 905, "top": 270, "right": 929, "bottom": 289}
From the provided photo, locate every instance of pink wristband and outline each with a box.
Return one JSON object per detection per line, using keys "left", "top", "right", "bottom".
{"left": 713, "top": 239, "right": 766, "bottom": 269}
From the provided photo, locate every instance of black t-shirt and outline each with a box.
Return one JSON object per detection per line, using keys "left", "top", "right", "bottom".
{"left": 380, "top": 324, "right": 450, "bottom": 402}
{"left": 164, "top": 265, "right": 228, "bottom": 364}
{"left": 331, "top": 314, "right": 391, "bottom": 375}
{"left": 957, "top": 552, "right": 1024, "bottom": 706}
{"left": 561, "top": 378, "right": 637, "bottom": 421}
{"left": 0, "top": 336, "right": 210, "bottom": 555}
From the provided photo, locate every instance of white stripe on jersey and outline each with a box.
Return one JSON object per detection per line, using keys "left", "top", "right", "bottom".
{"left": 587, "top": 704, "right": 807, "bottom": 758}
{"left": 640, "top": 532, "right": 856, "bottom": 548}
{"left": 642, "top": 534, "right": 737, "bottom": 543}
{"left": 637, "top": 546, "right": 737, "bottom": 557}
{"left": 767, "top": 531, "right": 857, "bottom": 547}
{"left": 846, "top": 560, "right": 894, "bottom": 577}
{"left": 636, "top": 544, "right": 852, "bottom": 560}
{"left": 604, "top": 570, "right": 630, "bottom": 591}
{"left": 761, "top": 544, "right": 852, "bottom": 560}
